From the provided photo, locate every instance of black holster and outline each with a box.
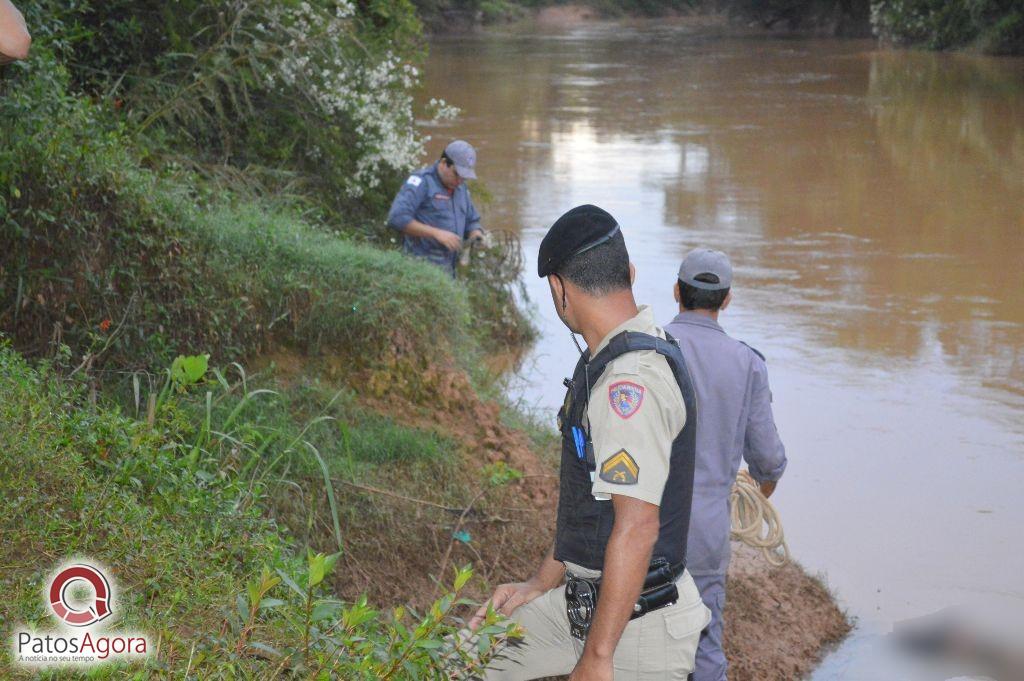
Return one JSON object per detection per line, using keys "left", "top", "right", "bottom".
{"left": 565, "top": 558, "right": 683, "bottom": 640}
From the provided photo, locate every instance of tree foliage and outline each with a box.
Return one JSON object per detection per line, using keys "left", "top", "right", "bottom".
{"left": 20, "top": 0, "right": 456, "bottom": 220}
{"left": 871, "top": 0, "right": 1024, "bottom": 53}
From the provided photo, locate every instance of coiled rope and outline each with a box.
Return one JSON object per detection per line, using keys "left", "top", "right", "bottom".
{"left": 730, "top": 469, "right": 790, "bottom": 567}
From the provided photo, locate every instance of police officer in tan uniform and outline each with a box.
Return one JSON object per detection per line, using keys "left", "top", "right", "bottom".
{"left": 471, "top": 205, "right": 710, "bottom": 680}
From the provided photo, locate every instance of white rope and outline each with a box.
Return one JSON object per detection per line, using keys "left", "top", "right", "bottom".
{"left": 730, "top": 469, "right": 790, "bottom": 567}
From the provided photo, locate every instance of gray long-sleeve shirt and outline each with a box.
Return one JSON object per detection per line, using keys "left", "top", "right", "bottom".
{"left": 386, "top": 162, "right": 481, "bottom": 274}
{"left": 664, "top": 311, "right": 787, "bottom": 576}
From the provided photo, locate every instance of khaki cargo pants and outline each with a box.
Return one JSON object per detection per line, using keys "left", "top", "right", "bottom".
{"left": 482, "top": 569, "right": 710, "bottom": 680}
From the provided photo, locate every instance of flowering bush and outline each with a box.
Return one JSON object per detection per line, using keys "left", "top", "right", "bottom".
{"left": 25, "top": 0, "right": 458, "bottom": 217}
{"left": 245, "top": 0, "right": 459, "bottom": 199}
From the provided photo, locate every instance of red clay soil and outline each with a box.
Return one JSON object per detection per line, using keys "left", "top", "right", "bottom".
{"left": 724, "top": 545, "right": 850, "bottom": 680}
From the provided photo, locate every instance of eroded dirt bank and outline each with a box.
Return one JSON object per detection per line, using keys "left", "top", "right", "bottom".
{"left": 726, "top": 545, "right": 850, "bottom": 679}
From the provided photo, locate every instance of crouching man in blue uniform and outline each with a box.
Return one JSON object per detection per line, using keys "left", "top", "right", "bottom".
{"left": 386, "top": 139, "right": 484, "bottom": 276}
{"left": 664, "top": 248, "right": 788, "bottom": 681}
{"left": 470, "top": 205, "right": 710, "bottom": 680}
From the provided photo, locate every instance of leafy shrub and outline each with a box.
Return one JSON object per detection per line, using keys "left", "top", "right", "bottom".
{"left": 460, "top": 232, "right": 537, "bottom": 351}
{"left": 871, "top": 0, "right": 1024, "bottom": 53}
{"left": 0, "top": 52, "right": 226, "bottom": 369}
{"left": 199, "top": 554, "right": 520, "bottom": 678}
{"left": 22, "top": 0, "right": 455, "bottom": 218}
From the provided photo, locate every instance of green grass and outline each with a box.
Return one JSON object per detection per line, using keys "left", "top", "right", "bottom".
{"left": 0, "top": 346, "right": 286, "bottom": 676}
{"left": 0, "top": 344, "right": 520, "bottom": 677}
{"left": 201, "top": 205, "right": 473, "bottom": 360}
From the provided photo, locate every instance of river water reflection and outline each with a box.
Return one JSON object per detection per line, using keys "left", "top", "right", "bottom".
{"left": 420, "top": 21, "right": 1024, "bottom": 675}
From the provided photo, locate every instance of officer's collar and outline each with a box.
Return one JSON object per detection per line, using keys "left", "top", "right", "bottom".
{"left": 670, "top": 311, "right": 725, "bottom": 333}
{"left": 591, "top": 305, "right": 657, "bottom": 357}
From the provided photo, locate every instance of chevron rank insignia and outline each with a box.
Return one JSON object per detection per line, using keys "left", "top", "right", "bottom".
{"left": 599, "top": 449, "right": 639, "bottom": 485}
{"left": 608, "top": 381, "right": 645, "bottom": 419}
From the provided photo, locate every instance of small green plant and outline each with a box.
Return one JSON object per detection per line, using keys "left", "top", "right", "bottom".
{"left": 210, "top": 554, "right": 522, "bottom": 678}
{"left": 483, "top": 461, "right": 524, "bottom": 487}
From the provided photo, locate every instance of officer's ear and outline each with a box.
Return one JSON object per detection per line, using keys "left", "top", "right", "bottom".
{"left": 673, "top": 281, "right": 680, "bottom": 304}
{"left": 548, "top": 274, "right": 566, "bottom": 311}
{"left": 721, "top": 291, "right": 732, "bottom": 312}
{"left": 629, "top": 262, "right": 636, "bottom": 285}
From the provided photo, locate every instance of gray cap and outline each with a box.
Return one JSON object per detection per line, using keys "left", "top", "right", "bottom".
{"left": 678, "top": 248, "right": 733, "bottom": 290}
{"left": 444, "top": 140, "right": 477, "bottom": 180}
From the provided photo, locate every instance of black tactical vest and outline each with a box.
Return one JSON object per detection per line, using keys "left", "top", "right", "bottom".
{"left": 554, "top": 330, "right": 697, "bottom": 571}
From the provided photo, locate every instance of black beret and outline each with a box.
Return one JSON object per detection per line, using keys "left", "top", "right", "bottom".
{"left": 537, "top": 204, "right": 620, "bottom": 277}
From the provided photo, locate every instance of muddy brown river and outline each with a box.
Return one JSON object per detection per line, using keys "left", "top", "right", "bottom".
{"left": 420, "top": 20, "right": 1024, "bottom": 677}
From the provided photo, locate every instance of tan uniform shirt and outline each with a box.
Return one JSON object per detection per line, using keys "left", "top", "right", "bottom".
{"left": 587, "top": 305, "right": 686, "bottom": 507}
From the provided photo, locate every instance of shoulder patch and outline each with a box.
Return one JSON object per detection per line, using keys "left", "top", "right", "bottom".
{"left": 600, "top": 449, "right": 639, "bottom": 485}
{"left": 608, "top": 381, "right": 645, "bottom": 419}
{"left": 405, "top": 175, "right": 422, "bottom": 187}
{"left": 739, "top": 341, "right": 765, "bottom": 361}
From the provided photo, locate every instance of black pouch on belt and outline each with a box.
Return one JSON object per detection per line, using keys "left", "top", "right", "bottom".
{"left": 565, "top": 558, "right": 684, "bottom": 640}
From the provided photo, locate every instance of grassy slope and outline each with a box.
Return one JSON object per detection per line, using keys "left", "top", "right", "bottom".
{"left": 1, "top": 54, "right": 485, "bottom": 378}
{"left": 0, "top": 347, "right": 285, "bottom": 675}
{"left": 0, "top": 341, "right": 554, "bottom": 676}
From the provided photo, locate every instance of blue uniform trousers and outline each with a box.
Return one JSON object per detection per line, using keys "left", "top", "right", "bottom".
{"left": 689, "top": 573, "right": 727, "bottom": 681}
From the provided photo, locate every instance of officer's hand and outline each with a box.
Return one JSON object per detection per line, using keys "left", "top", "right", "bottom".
{"left": 469, "top": 581, "right": 544, "bottom": 630}
{"left": 759, "top": 479, "right": 777, "bottom": 498}
{"left": 569, "top": 653, "right": 613, "bottom": 681}
{"left": 432, "top": 228, "right": 462, "bottom": 252}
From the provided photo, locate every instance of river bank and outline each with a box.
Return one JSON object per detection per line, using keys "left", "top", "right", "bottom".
{"left": 424, "top": 0, "right": 1022, "bottom": 54}
{"left": 428, "top": 3, "right": 869, "bottom": 37}
{"left": 347, "top": 351, "right": 853, "bottom": 679}
{"left": 7, "top": 0, "right": 1017, "bottom": 675}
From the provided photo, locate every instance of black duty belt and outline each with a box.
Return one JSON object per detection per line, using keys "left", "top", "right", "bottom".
{"left": 565, "top": 558, "right": 684, "bottom": 640}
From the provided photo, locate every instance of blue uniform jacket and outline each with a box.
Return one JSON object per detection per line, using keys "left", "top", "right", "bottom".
{"left": 386, "top": 162, "right": 482, "bottom": 274}
{"left": 664, "top": 312, "right": 788, "bottom": 577}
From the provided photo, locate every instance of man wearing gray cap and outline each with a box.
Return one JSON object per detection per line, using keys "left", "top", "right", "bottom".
{"left": 387, "top": 140, "right": 484, "bottom": 275}
{"left": 663, "top": 248, "right": 788, "bottom": 681}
